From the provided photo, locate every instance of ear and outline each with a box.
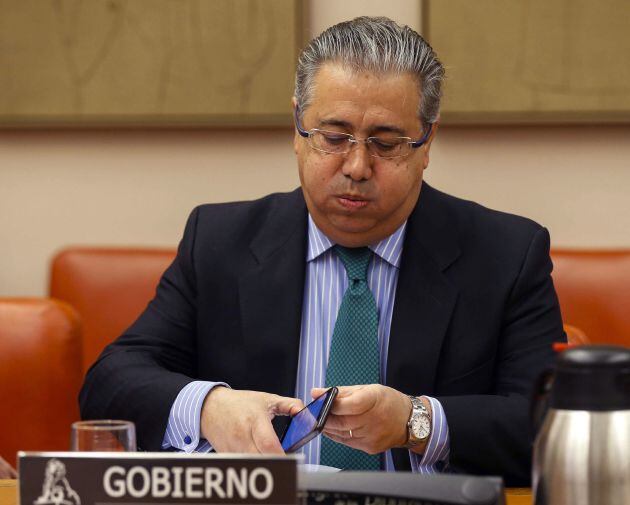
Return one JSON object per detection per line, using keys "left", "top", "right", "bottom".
{"left": 421, "top": 121, "right": 439, "bottom": 170}
{"left": 425, "top": 120, "right": 439, "bottom": 148}
{"left": 292, "top": 97, "right": 300, "bottom": 154}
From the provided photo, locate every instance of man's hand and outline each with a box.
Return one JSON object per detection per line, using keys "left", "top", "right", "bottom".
{"left": 200, "top": 387, "right": 304, "bottom": 454}
{"left": 0, "top": 456, "right": 17, "bottom": 479}
{"left": 312, "top": 384, "right": 413, "bottom": 455}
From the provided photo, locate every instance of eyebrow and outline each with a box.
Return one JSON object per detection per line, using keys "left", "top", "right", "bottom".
{"left": 318, "top": 118, "right": 407, "bottom": 137}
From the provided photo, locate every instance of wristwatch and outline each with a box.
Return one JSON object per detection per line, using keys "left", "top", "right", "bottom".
{"left": 403, "top": 395, "right": 431, "bottom": 448}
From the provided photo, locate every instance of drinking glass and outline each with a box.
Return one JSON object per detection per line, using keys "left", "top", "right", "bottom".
{"left": 70, "top": 420, "right": 136, "bottom": 451}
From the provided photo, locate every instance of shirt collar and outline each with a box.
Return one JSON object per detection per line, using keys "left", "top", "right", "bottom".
{"left": 306, "top": 214, "right": 406, "bottom": 268}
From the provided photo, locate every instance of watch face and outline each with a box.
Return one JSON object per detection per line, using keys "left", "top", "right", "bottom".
{"left": 412, "top": 413, "right": 431, "bottom": 439}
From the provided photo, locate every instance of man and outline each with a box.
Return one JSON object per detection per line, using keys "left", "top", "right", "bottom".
{"left": 80, "top": 17, "right": 564, "bottom": 485}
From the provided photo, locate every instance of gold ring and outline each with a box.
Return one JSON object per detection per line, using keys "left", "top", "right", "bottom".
{"left": 349, "top": 429, "right": 353, "bottom": 438}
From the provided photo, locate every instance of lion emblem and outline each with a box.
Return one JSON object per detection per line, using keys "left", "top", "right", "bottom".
{"left": 34, "top": 459, "right": 81, "bottom": 505}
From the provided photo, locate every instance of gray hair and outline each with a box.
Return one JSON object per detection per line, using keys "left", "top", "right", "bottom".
{"left": 295, "top": 16, "right": 445, "bottom": 130}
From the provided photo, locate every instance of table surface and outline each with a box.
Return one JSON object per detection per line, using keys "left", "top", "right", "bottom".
{"left": 0, "top": 481, "right": 16, "bottom": 505}
{"left": 0, "top": 479, "right": 531, "bottom": 505}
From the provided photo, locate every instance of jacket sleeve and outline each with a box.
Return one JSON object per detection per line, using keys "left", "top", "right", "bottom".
{"left": 79, "top": 207, "right": 203, "bottom": 451}
{"left": 437, "top": 227, "right": 565, "bottom": 486}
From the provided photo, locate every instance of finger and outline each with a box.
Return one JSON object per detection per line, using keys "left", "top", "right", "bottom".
{"left": 311, "top": 387, "right": 332, "bottom": 399}
{"left": 251, "top": 417, "right": 284, "bottom": 455}
{"left": 323, "top": 430, "right": 352, "bottom": 443}
{"left": 322, "top": 427, "right": 351, "bottom": 439}
{"left": 322, "top": 417, "right": 368, "bottom": 439}
{"left": 323, "top": 412, "right": 365, "bottom": 432}
{"left": 311, "top": 385, "right": 364, "bottom": 400}
{"left": 328, "top": 386, "right": 376, "bottom": 416}
{"left": 270, "top": 395, "right": 305, "bottom": 417}
{"left": 322, "top": 431, "right": 363, "bottom": 451}
{"left": 322, "top": 426, "right": 366, "bottom": 440}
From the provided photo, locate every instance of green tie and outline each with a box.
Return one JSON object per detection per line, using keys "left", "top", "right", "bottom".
{"left": 320, "top": 245, "right": 381, "bottom": 470}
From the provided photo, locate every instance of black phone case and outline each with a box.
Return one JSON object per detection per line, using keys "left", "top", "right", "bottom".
{"left": 281, "top": 386, "right": 338, "bottom": 453}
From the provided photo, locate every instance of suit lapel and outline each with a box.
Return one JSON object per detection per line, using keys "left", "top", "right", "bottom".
{"left": 387, "top": 183, "right": 461, "bottom": 395}
{"left": 239, "top": 189, "right": 308, "bottom": 399}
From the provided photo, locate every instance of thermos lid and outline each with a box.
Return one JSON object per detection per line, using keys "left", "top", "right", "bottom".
{"left": 551, "top": 345, "right": 630, "bottom": 411}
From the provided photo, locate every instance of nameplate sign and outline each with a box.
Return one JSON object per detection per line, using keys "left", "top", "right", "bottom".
{"left": 18, "top": 452, "right": 297, "bottom": 505}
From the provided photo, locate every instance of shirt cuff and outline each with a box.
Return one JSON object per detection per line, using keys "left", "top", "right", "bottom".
{"left": 409, "top": 396, "right": 450, "bottom": 474}
{"left": 161, "top": 380, "right": 229, "bottom": 452}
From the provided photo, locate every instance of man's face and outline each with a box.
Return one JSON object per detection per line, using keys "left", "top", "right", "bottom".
{"left": 294, "top": 63, "right": 435, "bottom": 247}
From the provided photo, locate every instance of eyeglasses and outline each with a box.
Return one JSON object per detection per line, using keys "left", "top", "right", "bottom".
{"left": 294, "top": 108, "right": 432, "bottom": 159}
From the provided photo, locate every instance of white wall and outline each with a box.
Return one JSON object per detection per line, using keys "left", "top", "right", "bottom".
{"left": 1, "top": 1, "right": 629, "bottom": 297}
{"left": 427, "top": 125, "right": 630, "bottom": 249}
{"left": 0, "top": 129, "right": 299, "bottom": 296}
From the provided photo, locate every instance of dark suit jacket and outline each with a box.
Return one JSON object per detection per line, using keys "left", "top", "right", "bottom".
{"left": 80, "top": 183, "right": 564, "bottom": 486}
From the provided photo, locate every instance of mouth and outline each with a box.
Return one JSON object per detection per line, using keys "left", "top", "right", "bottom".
{"left": 336, "top": 194, "right": 370, "bottom": 210}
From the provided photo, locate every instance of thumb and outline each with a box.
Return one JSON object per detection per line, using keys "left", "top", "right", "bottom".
{"left": 270, "top": 395, "right": 304, "bottom": 416}
{"left": 313, "top": 385, "right": 364, "bottom": 400}
{"left": 311, "top": 387, "right": 328, "bottom": 400}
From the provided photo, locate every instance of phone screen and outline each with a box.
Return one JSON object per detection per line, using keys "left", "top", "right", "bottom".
{"left": 281, "top": 387, "right": 338, "bottom": 453}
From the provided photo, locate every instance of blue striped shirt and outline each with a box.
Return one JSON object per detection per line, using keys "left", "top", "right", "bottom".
{"left": 163, "top": 215, "right": 450, "bottom": 472}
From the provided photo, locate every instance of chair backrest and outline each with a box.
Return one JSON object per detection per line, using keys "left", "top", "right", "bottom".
{"left": 0, "top": 298, "right": 82, "bottom": 466}
{"left": 48, "top": 247, "right": 628, "bottom": 375}
{"left": 551, "top": 250, "right": 630, "bottom": 347}
{"left": 50, "top": 247, "right": 176, "bottom": 372}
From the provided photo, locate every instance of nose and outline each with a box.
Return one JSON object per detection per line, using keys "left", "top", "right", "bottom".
{"left": 341, "top": 141, "right": 374, "bottom": 181}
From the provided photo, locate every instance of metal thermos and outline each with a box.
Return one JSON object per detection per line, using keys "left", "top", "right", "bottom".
{"left": 532, "top": 345, "right": 630, "bottom": 505}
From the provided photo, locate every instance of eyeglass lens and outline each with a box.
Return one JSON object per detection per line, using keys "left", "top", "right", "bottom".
{"left": 310, "top": 130, "right": 410, "bottom": 158}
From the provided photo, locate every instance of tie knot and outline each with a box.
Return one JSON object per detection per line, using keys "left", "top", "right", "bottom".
{"left": 334, "top": 246, "right": 372, "bottom": 281}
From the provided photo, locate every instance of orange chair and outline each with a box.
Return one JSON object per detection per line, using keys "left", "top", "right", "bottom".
{"left": 50, "top": 247, "right": 175, "bottom": 372}
{"left": 48, "top": 247, "right": 627, "bottom": 377}
{"left": 551, "top": 250, "right": 630, "bottom": 347}
{"left": 0, "top": 298, "right": 82, "bottom": 467}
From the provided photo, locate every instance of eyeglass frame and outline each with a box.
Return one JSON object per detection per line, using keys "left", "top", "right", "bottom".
{"left": 293, "top": 107, "right": 433, "bottom": 158}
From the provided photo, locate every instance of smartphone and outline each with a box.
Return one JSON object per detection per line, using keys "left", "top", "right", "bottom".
{"left": 280, "top": 387, "right": 338, "bottom": 453}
